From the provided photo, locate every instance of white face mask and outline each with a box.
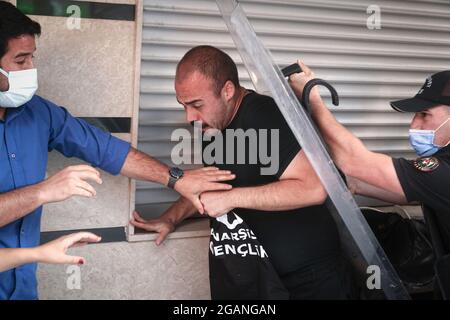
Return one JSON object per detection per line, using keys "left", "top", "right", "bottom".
{"left": 0, "top": 67, "right": 38, "bottom": 108}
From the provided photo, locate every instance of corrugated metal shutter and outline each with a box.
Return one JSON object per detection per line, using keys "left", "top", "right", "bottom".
{"left": 137, "top": 0, "right": 450, "bottom": 217}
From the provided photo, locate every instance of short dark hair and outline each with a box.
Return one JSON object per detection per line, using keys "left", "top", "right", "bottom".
{"left": 0, "top": 1, "right": 41, "bottom": 59}
{"left": 176, "top": 45, "right": 240, "bottom": 96}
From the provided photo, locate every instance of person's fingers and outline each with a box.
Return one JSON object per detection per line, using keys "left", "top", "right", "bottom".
{"left": 207, "top": 174, "right": 235, "bottom": 182}
{"left": 297, "top": 60, "right": 310, "bottom": 74}
{"left": 64, "top": 255, "right": 86, "bottom": 265}
{"left": 130, "top": 219, "right": 153, "bottom": 231}
{"left": 70, "top": 242, "right": 89, "bottom": 248}
{"left": 64, "top": 232, "right": 101, "bottom": 248}
{"left": 298, "top": 61, "right": 310, "bottom": 75}
{"left": 73, "top": 187, "right": 95, "bottom": 198}
{"left": 133, "top": 211, "right": 147, "bottom": 223}
{"left": 203, "top": 182, "right": 233, "bottom": 192}
{"left": 201, "top": 166, "right": 220, "bottom": 172}
{"left": 69, "top": 165, "right": 101, "bottom": 176}
{"left": 155, "top": 230, "right": 170, "bottom": 246}
{"left": 76, "top": 180, "right": 97, "bottom": 197}
{"left": 192, "top": 197, "right": 205, "bottom": 214}
{"left": 130, "top": 218, "right": 144, "bottom": 228}
{"left": 291, "top": 60, "right": 303, "bottom": 76}
{"left": 75, "top": 171, "right": 103, "bottom": 185}
{"left": 76, "top": 234, "right": 102, "bottom": 244}
{"left": 205, "top": 170, "right": 232, "bottom": 176}
{"left": 63, "top": 232, "right": 100, "bottom": 242}
{"left": 198, "top": 195, "right": 206, "bottom": 208}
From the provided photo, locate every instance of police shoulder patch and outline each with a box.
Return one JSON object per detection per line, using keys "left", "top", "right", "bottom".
{"left": 413, "top": 156, "right": 440, "bottom": 172}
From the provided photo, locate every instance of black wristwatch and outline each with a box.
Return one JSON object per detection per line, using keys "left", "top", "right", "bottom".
{"left": 168, "top": 167, "right": 184, "bottom": 189}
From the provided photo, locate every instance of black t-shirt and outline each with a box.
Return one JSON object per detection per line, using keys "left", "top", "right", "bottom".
{"left": 203, "top": 91, "right": 341, "bottom": 276}
{"left": 393, "top": 145, "right": 450, "bottom": 252}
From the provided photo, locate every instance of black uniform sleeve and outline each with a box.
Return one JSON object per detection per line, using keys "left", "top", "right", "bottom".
{"left": 242, "top": 95, "right": 301, "bottom": 179}
{"left": 392, "top": 156, "right": 450, "bottom": 212}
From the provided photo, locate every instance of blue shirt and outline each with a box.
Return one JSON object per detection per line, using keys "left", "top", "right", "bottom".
{"left": 0, "top": 95, "right": 131, "bottom": 300}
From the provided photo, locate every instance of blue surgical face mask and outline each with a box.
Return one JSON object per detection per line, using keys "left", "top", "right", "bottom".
{"left": 409, "top": 117, "right": 450, "bottom": 157}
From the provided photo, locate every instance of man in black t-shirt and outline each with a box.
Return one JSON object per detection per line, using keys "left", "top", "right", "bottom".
{"left": 131, "top": 46, "right": 353, "bottom": 299}
{"left": 289, "top": 62, "right": 450, "bottom": 296}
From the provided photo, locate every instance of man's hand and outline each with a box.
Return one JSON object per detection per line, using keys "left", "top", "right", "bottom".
{"left": 34, "top": 232, "right": 102, "bottom": 265}
{"left": 199, "top": 190, "right": 234, "bottom": 218}
{"left": 120, "top": 148, "right": 235, "bottom": 213}
{"left": 130, "top": 211, "right": 175, "bottom": 245}
{"left": 37, "top": 165, "right": 103, "bottom": 204}
{"left": 288, "top": 61, "right": 321, "bottom": 105}
{"left": 174, "top": 167, "right": 235, "bottom": 214}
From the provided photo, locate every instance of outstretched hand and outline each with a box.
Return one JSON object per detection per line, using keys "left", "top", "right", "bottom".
{"left": 35, "top": 232, "right": 101, "bottom": 265}
{"left": 38, "top": 165, "right": 103, "bottom": 204}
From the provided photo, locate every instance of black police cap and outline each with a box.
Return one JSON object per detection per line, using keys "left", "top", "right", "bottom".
{"left": 390, "top": 70, "right": 450, "bottom": 113}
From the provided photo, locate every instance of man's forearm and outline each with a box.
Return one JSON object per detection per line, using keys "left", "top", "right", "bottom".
{"left": 311, "top": 98, "right": 403, "bottom": 193}
{"left": 161, "top": 197, "right": 198, "bottom": 226}
{"left": 0, "top": 184, "right": 44, "bottom": 227}
{"left": 347, "top": 176, "right": 408, "bottom": 205}
{"left": 120, "top": 147, "right": 170, "bottom": 186}
{"left": 226, "top": 179, "right": 327, "bottom": 212}
{"left": 311, "top": 98, "right": 369, "bottom": 174}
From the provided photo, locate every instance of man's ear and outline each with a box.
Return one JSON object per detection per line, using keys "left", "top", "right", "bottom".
{"left": 0, "top": 67, "right": 9, "bottom": 92}
{"left": 221, "top": 80, "right": 236, "bottom": 102}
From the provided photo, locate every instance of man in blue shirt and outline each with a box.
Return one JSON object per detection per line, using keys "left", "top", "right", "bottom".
{"left": 0, "top": 1, "right": 234, "bottom": 300}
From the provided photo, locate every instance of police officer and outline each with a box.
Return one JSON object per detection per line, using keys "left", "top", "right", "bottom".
{"left": 289, "top": 62, "right": 450, "bottom": 298}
